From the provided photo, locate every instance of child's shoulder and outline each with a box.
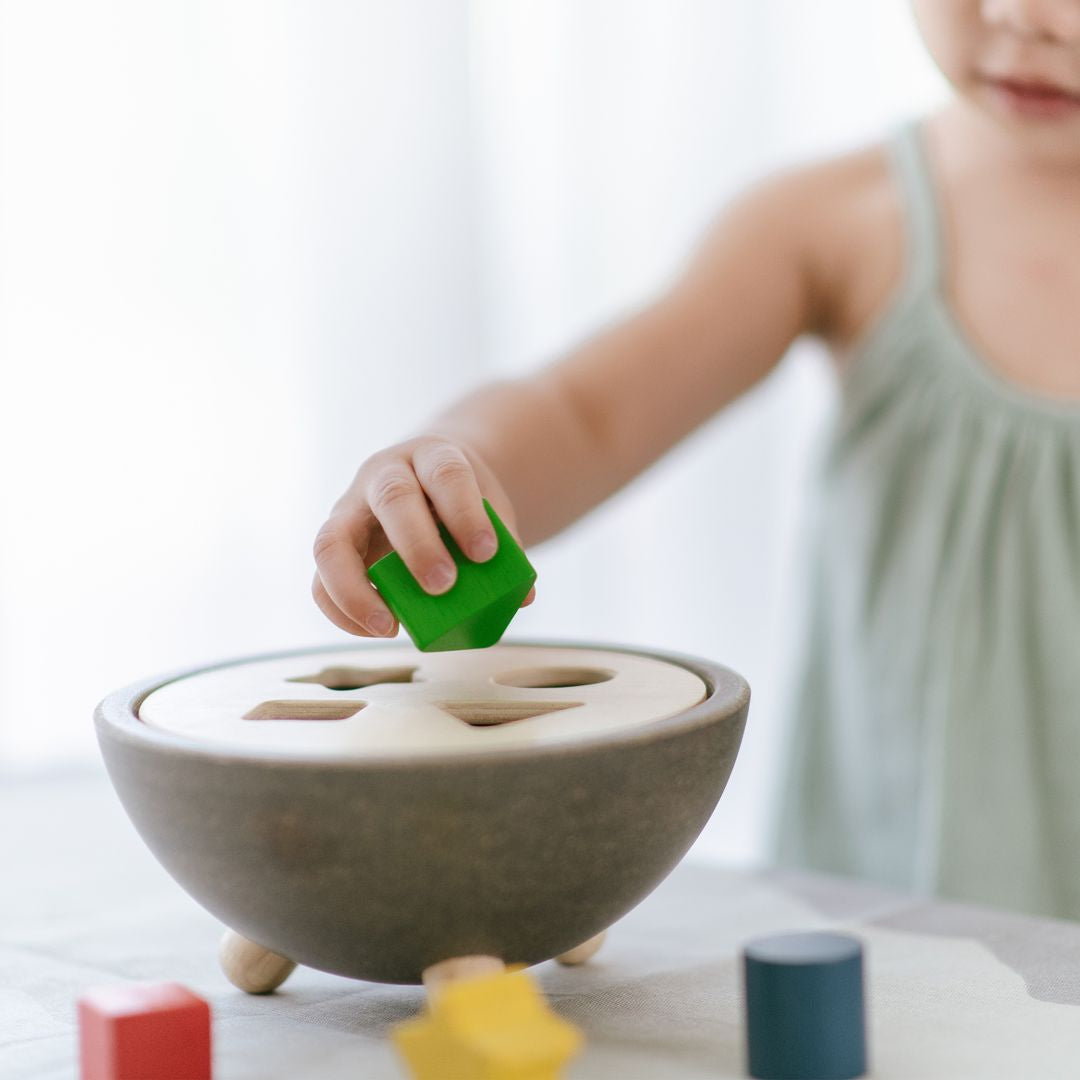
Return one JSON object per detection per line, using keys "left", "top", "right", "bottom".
{"left": 743, "top": 139, "right": 906, "bottom": 347}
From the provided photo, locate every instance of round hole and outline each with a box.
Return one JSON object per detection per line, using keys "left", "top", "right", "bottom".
{"left": 492, "top": 667, "right": 614, "bottom": 689}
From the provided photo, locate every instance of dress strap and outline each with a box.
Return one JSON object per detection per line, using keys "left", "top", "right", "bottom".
{"left": 888, "top": 120, "right": 943, "bottom": 295}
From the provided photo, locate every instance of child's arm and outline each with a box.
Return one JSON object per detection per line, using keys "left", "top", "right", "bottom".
{"left": 313, "top": 166, "right": 834, "bottom": 638}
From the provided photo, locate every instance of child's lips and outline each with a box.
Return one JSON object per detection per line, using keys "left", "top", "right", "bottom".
{"left": 983, "top": 74, "right": 1080, "bottom": 120}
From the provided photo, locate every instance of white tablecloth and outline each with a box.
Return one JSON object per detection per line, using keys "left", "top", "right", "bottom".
{"left": 5, "top": 770, "right": 1080, "bottom": 1078}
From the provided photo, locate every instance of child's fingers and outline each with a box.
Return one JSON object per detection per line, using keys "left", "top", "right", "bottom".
{"left": 311, "top": 574, "right": 381, "bottom": 637}
{"left": 411, "top": 441, "right": 496, "bottom": 562}
{"left": 312, "top": 519, "right": 398, "bottom": 635}
{"left": 366, "top": 464, "right": 458, "bottom": 595}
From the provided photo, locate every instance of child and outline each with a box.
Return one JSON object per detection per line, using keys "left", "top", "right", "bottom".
{"left": 312, "top": 0, "right": 1080, "bottom": 920}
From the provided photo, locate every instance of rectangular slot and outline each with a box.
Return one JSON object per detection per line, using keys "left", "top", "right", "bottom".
{"left": 242, "top": 700, "right": 365, "bottom": 722}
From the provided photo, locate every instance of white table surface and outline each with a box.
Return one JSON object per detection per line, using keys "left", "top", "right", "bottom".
{"left": 5, "top": 768, "right": 1080, "bottom": 1079}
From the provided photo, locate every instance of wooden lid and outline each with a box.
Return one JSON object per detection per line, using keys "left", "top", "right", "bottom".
{"left": 137, "top": 643, "right": 707, "bottom": 758}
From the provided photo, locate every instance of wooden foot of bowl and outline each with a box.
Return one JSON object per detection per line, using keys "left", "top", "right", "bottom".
{"left": 421, "top": 955, "right": 506, "bottom": 999}
{"left": 219, "top": 930, "right": 297, "bottom": 994}
{"left": 556, "top": 930, "right": 607, "bottom": 966}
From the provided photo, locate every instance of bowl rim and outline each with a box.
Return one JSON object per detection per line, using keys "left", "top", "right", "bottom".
{"left": 94, "top": 638, "right": 750, "bottom": 770}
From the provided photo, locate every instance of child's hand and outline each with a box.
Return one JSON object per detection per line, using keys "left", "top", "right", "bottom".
{"left": 311, "top": 437, "right": 531, "bottom": 637}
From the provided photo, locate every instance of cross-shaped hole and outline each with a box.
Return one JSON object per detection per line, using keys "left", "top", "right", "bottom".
{"left": 286, "top": 665, "right": 418, "bottom": 691}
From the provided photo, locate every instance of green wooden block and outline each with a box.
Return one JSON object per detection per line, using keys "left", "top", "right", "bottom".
{"left": 367, "top": 500, "right": 536, "bottom": 652}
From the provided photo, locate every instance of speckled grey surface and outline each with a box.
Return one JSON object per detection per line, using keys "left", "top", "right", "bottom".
{"left": 95, "top": 642, "right": 749, "bottom": 983}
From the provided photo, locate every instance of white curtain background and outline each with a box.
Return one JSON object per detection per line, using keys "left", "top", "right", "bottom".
{"left": 0, "top": 1, "right": 944, "bottom": 864}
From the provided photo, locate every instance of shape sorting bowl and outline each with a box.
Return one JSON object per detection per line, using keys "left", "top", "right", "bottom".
{"left": 95, "top": 641, "right": 749, "bottom": 984}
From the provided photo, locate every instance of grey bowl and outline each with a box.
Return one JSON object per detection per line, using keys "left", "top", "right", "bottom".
{"left": 95, "top": 641, "right": 749, "bottom": 984}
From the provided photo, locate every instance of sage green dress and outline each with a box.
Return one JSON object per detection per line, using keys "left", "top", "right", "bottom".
{"left": 772, "top": 121, "right": 1080, "bottom": 919}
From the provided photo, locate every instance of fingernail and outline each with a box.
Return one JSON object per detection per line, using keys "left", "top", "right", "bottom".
{"left": 469, "top": 531, "right": 498, "bottom": 561}
{"left": 423, "top": 561, "right": 456, "bottom": 594}
{"left": 367, "top": 612, "right": 394, "bottom": 636}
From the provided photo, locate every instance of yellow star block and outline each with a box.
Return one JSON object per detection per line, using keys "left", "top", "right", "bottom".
{"left": 392, "top": 969, "right": 584, "bottom": 1080}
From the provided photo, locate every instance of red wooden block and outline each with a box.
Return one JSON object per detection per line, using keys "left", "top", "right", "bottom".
{"left": 78, "top": 982, "right": 212, "bottom": 1080}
